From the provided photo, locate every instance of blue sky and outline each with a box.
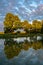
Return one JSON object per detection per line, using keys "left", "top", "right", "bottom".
{"left": 0, "top": 0, "right": 43, "bottom": 22}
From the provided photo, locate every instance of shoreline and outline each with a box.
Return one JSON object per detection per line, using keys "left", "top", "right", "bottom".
{"left": 0, "top": 32, "right": 43, "bottom": 39}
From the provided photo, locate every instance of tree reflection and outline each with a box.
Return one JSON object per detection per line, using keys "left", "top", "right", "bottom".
{"left": 32, "top": 41, "right": 43, "bottom": 50}
{"left": 4, "top": 38, "right": 43, "bottom": 59}
{"left": 4, "top": 39, "right": 21, "bottom": 59}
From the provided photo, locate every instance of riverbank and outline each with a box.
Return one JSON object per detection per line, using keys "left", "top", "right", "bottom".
{"left": 0, "top": 32, "right": 43, "bottom": 39}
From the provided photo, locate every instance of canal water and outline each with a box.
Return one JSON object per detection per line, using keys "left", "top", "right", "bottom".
{"left": 0, "top": 36, "right": 43, "bottom": 65}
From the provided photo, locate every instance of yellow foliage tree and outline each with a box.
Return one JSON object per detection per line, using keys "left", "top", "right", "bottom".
{"left": 4, "top": 13, "right": 21, "bottom": 33}
{"left": 4, "top": 13, "right": 15, "bottom": 28}
{"left": 12, "top": 15, "right": 21, "bottom": 29}
{"left": 22, "top": 20, "right": 31, "bottom": 29}
{"left": 32, "top": 20, "right": 42, "bottom": 32}
{"left": 4, "top": 13, "right": 15, "bottom": 33}
{"left": 21, "top": 20, "right": 32, "bottom": 33}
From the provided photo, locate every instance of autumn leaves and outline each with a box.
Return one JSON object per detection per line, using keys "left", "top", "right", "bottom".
{"left": 4, "top": 13, "right": 43, "bottom": 33}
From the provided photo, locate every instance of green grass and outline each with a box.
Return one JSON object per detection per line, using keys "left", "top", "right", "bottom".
{"left": 0, "top": 33, "right": 43, "bottom": 39}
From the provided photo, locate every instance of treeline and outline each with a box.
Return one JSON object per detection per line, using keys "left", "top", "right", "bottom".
{"left": 4, "top": 13, "right": 43, "bottom": 34}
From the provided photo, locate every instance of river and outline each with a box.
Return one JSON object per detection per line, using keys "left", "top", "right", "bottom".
{"left": 0, "top": 36, "right": 43, "bottom": 65}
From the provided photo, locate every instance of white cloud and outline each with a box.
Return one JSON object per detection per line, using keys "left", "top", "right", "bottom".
{"left": 0, "top": 0, "right": 43, "bottom": 23}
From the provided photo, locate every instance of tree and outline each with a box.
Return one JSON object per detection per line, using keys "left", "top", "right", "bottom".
{"left": 4, "top": 13, "right": 15, "bottom": 33}
{"left": 4, "top": 13, "right": 21, "bottom": 33}
{"left": 21, "top": 20, "right": 31, "bottom": 33}
{"left": 41, "top": 20, "right": 43, "bottom": 33}
{"left": 32, "top": 20, "right": 42, "bottom": 33}
{"left": 13, "top": 15, "right": 21, "bottom": 29}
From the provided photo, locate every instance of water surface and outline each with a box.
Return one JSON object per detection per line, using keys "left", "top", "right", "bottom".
{"left": 0, "top": 36, "right": 43, "bottom": 65}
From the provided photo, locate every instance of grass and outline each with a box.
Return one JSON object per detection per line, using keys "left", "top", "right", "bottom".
{"left": 0, "top": 32, "right": 43, "bottom": 39}
{"left": 0, "top": 32, "right": 4, "bottom": 34}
